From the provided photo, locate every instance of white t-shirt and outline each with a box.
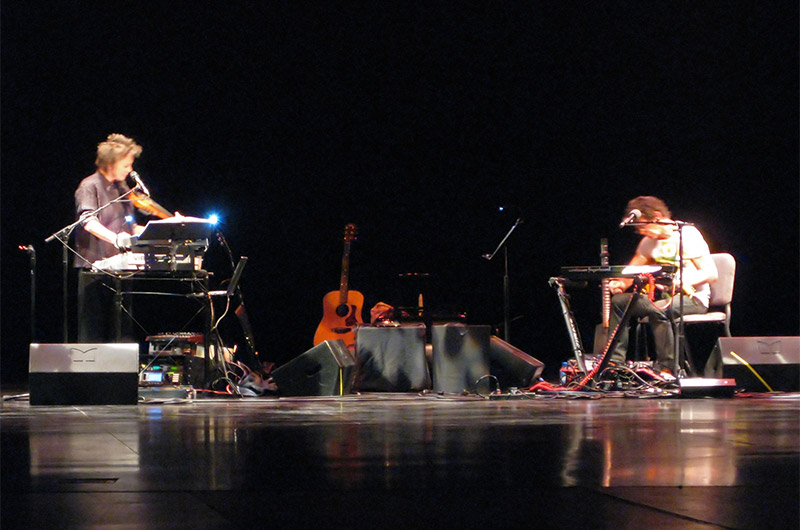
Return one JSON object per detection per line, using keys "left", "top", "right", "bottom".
{"left": 636, "top": 224, "right": 712, "bottom": 307}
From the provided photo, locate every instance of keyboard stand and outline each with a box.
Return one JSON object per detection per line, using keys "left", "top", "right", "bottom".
{"left": 549, "top": 275, "right": 647, "bottom": 386}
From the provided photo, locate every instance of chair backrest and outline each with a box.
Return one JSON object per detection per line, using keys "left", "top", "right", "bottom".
{"left": 708, "top": 253, "right": 736, "bottom": 308}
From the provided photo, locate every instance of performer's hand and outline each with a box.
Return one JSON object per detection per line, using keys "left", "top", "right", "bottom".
{"left": 115, "top": 232, "right": 132, "bottom": 251}
{"left": 607, "top": 279, "right": 626, "bottom": 295}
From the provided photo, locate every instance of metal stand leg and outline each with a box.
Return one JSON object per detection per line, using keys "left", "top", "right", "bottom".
{"left": 549, "top": 277, "right": 587, "bottom": 374}
{"left": 113, "top": 277, "right": 123, "bottom": 342}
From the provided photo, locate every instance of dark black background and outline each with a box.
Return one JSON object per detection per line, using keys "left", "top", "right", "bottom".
{"left": 2, "top": 3, "right": 798, "bottom": 382}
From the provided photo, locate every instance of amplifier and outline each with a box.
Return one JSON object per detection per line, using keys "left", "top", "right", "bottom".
{"left": 146, "top": 333, "right": 205, "bottom": 357}
{"left": 705, "top": 336, "right": 800, "bottom": 392}
{"left": 142, "top": 334, "right": 208, "bottom": 387}
{"left": 271, "top": 340, "right": 356, "bottom": 396}
{"left": 431, "top": 324, "right": 491, "bottom": 394}
{"left": 354, "top": 324, "right": 430, "bottom": 392}
{"left": 139, "top": 364, "right": 184, "bottom": 386}
{"left": 29, "top": 343, "right": 139, "bottom": 405}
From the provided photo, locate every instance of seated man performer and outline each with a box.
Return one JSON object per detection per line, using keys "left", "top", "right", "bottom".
{"left": 607, "top": 196, "right": 718, "bottom": 377}
{"left": 74, "top": 133, "right": 144, "bottom": 342}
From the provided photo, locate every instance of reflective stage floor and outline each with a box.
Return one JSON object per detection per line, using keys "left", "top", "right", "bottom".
{"left": 2, "top": 391, "right": 799, "bottom": 529}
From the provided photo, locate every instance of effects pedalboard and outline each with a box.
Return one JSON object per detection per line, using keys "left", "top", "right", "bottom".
{"left": 559, "top": 357, "right": 672, "bottom": 389}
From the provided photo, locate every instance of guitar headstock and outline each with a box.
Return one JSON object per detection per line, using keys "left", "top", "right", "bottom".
{"left": 344, "top": 223, "right": 358, "bottom": 243}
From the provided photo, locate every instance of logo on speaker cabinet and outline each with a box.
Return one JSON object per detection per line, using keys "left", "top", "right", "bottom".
{"left": 70, "top": 347, "right": 98, "bottom": 363}
{"left": 757, "top": 340, "right": 781, "bottom": 355}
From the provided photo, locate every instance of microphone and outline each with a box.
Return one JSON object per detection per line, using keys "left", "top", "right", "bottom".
{"left": 498, "top": 205, "right": 525, "bottom": 223}
{"left": 619, "top": 208, "right": 642, "bottom": 228}
{"left": 129, "top": 171, "right": 150, "bottom": 196}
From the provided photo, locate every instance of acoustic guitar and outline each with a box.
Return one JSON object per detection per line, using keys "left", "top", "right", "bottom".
{"left": 313, "top": 224, "right": 364, "bottom": 348}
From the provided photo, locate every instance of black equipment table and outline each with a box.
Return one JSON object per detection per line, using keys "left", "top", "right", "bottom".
{"left": 85, "top": 269, "right": 215, "bottom": 386}
{"left": 551, "top": 264, "right": 675, "bottom": 386}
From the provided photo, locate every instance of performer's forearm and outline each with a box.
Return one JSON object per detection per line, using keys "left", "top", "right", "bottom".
{"left": 83, "top": 218, "right": 118, "bottom": 245}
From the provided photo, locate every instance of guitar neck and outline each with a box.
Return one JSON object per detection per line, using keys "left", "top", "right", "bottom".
{"left": 601, "top": 280, "right": 611, "bottom": 328}
{"left": 338, "top": 240, "right": 352, "bottom": 305}
{"left": 600, "top": 238, "right": 610, "bottom": 328}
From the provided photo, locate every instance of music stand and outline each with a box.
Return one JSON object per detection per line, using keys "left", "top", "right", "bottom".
{"left": 481, "top": 215, "right": 524, "bottom": 343}
{"left": 134, "top": 218, "right": 215, "bottom": 272}
{"left": 136, "top": 218, "right": 215, "bottom": 242}
{"left": 202, "top": 257, "right": 248, "bottom": 297}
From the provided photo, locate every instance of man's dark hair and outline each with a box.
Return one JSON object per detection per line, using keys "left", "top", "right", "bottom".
{"left": 625, "top": 196, "right": 671, "bottom": 221}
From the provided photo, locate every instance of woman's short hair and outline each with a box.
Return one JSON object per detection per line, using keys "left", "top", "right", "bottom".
{"left": 95, "top": 133, "right": 142, "bottom": 169}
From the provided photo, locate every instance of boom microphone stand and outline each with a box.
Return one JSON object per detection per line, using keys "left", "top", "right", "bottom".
{"left": 674, "top": 220, "right": 690, "bottom": 376}
{"left": 44, "top": 187, "right": 138, "bottom": 341}
{"left": 18, "top": 245, "right": 37, "bottom": 341}
{"left": 625, "top": 219, "right": 692, "bottom": 377}
{"left": 481, "top": 214, "right": 524, "bottom": 343}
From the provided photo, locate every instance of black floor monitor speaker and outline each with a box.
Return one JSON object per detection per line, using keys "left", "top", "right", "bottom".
{"left": 704, "top": 336, "right": 800, "bottom": 392}
{"left": 489, "top": 336, "right": 545, "bottom": 389}
{"left": 431, "top": 324, "right": 491, "bottom": 394}
{"left": 271, "top": 340, "right": 356, "bottom": 396}
{"left": 29, "top": 343, "right": 140, "bottom": 405}
{"left": 354, "top": 324, "right": 430, "bottom": 391}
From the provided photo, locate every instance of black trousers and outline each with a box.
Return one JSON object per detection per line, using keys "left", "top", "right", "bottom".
{"left": 77, "top": 269, "right": 133, "bottom": 343}
{"left": 608, "top": 292, "right": 707, "bottom": 372}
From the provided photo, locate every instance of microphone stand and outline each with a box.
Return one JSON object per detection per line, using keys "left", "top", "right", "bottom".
{"left": 45, "top": 187, "right": 138, "bottom": 342}
{"left": 481, "top": 215, "right": 523, "bottom": 343}
{"left": 17, "top": 245, "right": 37, "bottom": 342}
{"left": 674, "top": 220, "right": 690, "bottom": 377}
{"left": 626, "top": 219, "right": 692, "bottom": 377}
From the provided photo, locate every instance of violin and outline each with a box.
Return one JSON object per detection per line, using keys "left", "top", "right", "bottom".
{"left": 130, "top": 190, "right": 174, "bottom": 219}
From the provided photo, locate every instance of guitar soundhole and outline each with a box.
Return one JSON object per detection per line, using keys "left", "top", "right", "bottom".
{"left": 335, "top": 304, "right": 350, "bottom": 317}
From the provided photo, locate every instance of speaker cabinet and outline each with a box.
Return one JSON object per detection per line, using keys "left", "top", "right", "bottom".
{"left": 354, "top": 324, "right": 430, "bottom": 392}
{"left": 271, "top": 340, "right": 356, "bottom": 396}
{"left": 28, "top": 343, "right": 139, "bottom": 405}
{"left": 431, "top": 324, "right": 491, "bottom": 394}
{"left": 489, "top": 336, "right": 545, "bottom": 389}
{"left": 704, "top": 336, "right": 800, "bottom": 392}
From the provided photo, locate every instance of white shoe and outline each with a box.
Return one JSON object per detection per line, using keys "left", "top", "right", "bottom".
{"left": 659, "top": 370, "right": 677, "bottom": 382}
